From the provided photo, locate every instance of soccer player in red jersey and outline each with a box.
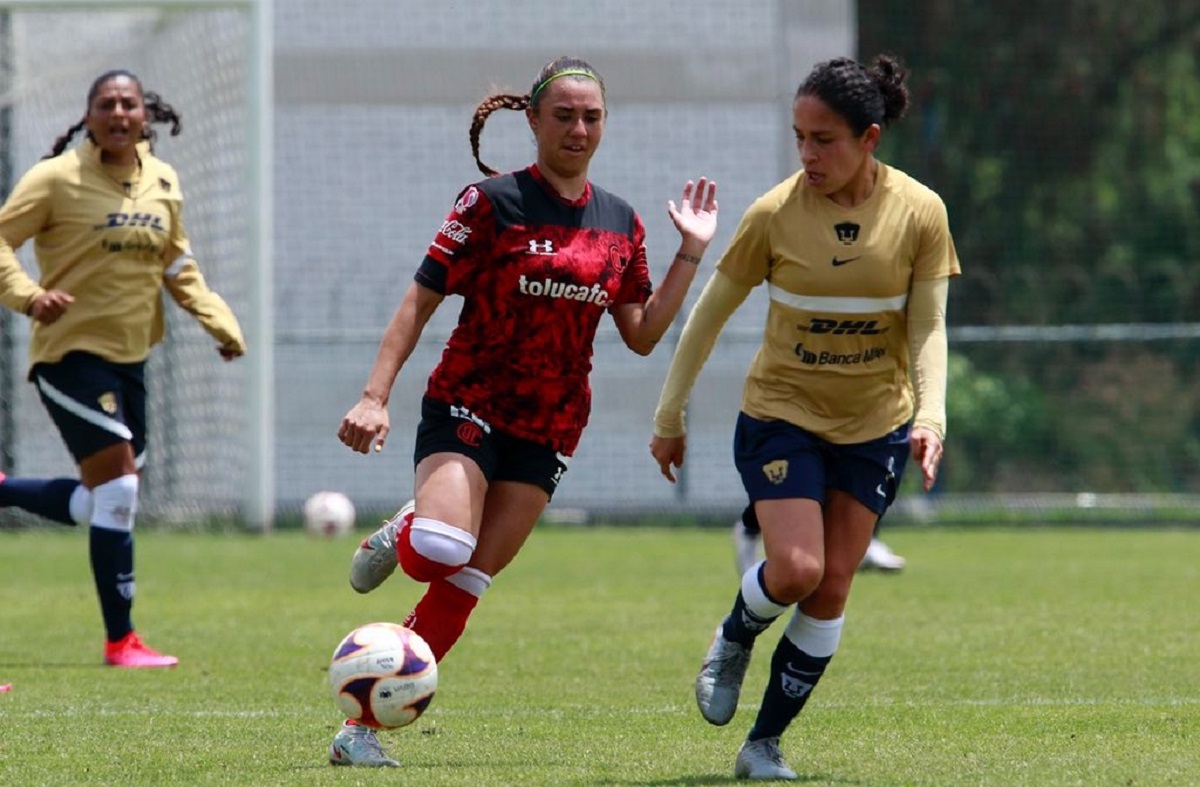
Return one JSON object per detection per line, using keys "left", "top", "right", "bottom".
{"left": 328, "top": 56, "right": 717, "bottom": 767}
{"left": 0, "top": 71, "right": 245, "bottom": 670}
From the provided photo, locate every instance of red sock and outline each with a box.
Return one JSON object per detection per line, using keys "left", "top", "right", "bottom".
{"left": 402, "top": 578, "right": 480, "bottom": 662}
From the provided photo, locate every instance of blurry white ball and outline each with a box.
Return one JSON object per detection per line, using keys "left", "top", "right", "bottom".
{"left": 304, "top": 490, "right": 356, "bottom": 537}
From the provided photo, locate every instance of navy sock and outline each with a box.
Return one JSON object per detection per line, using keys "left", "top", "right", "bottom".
{"left": 748, "top": 636, "right": 832, "bottom": 741}
{"left": 723, "top": 595, "right": 775, "bottom": 648}
{"left": 89, "top": 526, "right": 134, "bottom": 642}
{"left": 0, "top": 477, "right": 81, "bottom": 525}
{"left": 740, "top": 503, "right": 761, "bottom": 536}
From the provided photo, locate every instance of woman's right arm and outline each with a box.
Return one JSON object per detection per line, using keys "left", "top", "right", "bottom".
{"left": 650, "top": 269, "right": 751, "bottom": 482}
{"left": 338, "top": 281, "right": 444, "bottom": 454}
{"left": 0, "top": 164, "right": 54, "bottom": 315}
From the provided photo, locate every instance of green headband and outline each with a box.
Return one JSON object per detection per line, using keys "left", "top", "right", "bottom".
{"left": 530, "top": 68, "right": 599, "bottom": 101}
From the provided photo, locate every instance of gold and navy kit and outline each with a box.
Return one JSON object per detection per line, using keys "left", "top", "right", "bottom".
{"left": 713, "top": 163, "right": 958, "bottom": 444}
{"left": 0, "top": 139, "right": 245, "bottom": 372}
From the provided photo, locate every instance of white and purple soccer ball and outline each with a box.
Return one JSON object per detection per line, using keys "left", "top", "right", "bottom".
{"left": 328, "top": 622, "right": 438, "bottom": 729}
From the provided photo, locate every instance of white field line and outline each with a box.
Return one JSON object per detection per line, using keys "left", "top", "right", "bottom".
{"left": 6, "top": 695, "right": 1200, "bottom": 719}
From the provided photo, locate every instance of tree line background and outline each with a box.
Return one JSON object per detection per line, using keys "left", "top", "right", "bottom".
{"left": 860, "top": 2, "right": 1200, "bottom": 496}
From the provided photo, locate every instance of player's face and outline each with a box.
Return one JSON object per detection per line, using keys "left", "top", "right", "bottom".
{"left": 528, "top": 79, "right": 605, "bottom": 180}
{"left": 793, "top": 94, "right": 879, "bottom": 206}
{"left": 86, "top": 76, "right": 146, "bottom": 166}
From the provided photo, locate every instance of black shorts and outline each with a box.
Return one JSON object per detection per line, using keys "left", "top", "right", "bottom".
{"left": 31, "top": 351, "right": 147, "bottom": 465}
{"left": 414, "top": 397, "right": 569, "bottom": 499}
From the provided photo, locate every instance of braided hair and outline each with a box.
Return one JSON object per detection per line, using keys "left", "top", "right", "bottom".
{"left": 796, "top": 54, "right": 910, "bottom": 135}
{"left": 44, "top": 69, "right": 183, "bottom": 159}
{"left": 469, "top": 56, "right": 605, "bottom": 177}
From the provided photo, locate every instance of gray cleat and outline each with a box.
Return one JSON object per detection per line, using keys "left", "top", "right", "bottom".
{"left": 348, "top": 500, "right": 414, "bottom": 594}
{"left": 734, "top": 737, "right": 797, "bottom": 780}
{"left": 328, "top": 722, "right": 400, "bottom": 767}
{"left": 695, "top": 621, "right": 753, "bottom": 726}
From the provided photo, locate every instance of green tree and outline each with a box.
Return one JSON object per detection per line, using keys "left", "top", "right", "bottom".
{"left": 859, "top": 1, "right": 1200, "bottom": 324}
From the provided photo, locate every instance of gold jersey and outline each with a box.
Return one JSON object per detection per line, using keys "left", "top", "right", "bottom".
{"left": 0, "top": 139, "right": 245, "bottom": 371}
{"left": 718, "top": 163, "right": 960, "bottom": 443}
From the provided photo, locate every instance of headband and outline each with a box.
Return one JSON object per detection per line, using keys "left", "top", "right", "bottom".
{"left": 530, "top": 68, "right": 599, "bottom": 101}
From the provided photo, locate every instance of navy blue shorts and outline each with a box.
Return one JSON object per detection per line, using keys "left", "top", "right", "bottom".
{"left": 414, "top": 397, "right": 569, "bottom": 499}
{"left": 30, "top": 351, "right": 147, "bottom": 465}
{"left": 734, "top": 412, "right": 910, "bottom": 516}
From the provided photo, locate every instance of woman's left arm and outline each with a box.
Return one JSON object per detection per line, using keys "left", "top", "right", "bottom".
{"left": 611, "top": 178, "right": 717, "bottom": 355}
{"left": 908, "top": 276, "right": 950, "bottom": 491}
{"left": 161, "top": 199, "right": 246, "bottom": 359}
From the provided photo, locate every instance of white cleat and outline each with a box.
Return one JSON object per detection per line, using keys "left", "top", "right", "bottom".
{"left": 734, "top": 737, "right": 797, "bottom": 780}
{"left": 328, "top": 721, "right": 400, "bottom": 767}
{"left": 732, "top": 517, "right": 762, "bottom": 577}
{"left": 348, "top": 500, "right": 414, "bottom": 594}
{"left": 859, "top": 538, "right": 906, "bottom": 573}
{"left": 695, "top": 622, "right": 753, "bottom": 726}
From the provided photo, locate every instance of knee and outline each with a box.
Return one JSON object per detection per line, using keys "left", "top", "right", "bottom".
{"left": 90, "top": 474, "right": 138, "bottom": 531}
{"left": 763, "top": 551, "right": 824, "bottom": 604}
{"left": 803, "top": 571, "right": 855, "bottom": 617}
{"left": 397, "top": 517, "right": 477, "bottom": 582}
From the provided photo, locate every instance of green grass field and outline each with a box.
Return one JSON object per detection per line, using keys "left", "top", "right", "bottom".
{"left": 1, "top": 524, "right": 1196, "bottom": 786}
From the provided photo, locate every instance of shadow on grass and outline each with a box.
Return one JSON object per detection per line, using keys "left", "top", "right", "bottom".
{"left": 613, "top": 773, "right": 851, "bottom": 786}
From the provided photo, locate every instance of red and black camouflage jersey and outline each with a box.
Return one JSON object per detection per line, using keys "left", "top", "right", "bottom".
{"left": 416, "top": 165, "right": 652, "bottom": 455}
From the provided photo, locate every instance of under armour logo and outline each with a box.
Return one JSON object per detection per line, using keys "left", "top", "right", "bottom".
{"left": 527, "top": 239, "right": 555, "bottom": 255}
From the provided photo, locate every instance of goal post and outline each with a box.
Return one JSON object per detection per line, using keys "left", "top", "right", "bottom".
{"left": 0, "top": 0, "right": 274, "bottom": 530}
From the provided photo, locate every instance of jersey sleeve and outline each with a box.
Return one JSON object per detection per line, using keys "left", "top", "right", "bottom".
{"left": 911, "top": 194, "right": 961, "bottom": 281}
{"left": 611, "top": 213, "right": 652, "bottom": 307}
{"left": 715, "top": 196, "right": 774, "bottom": 287}
{"left": 908, "top": 277, "right": 950, "bottom": 438}
{"left": 415, "top": 183, "right": 496, "bottom": 295}
{"left": 161, "top": 178, "right": 191, "bottom": 266}
{"left": 0, "top": 162, "right": 55, "bottom": 313}
{"left": 160, "top": 197, "right": 246, "bottom": 354}
{"left": 653, "top": 270, "right": 753, "bottom": 437}
{"left": 163, "top": 257, "right": 247, "bottom": 354}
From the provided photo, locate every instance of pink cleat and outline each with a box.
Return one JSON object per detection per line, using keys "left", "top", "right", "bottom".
{"left": 104, "top": 632, "right": 179, "bottom": 668}
{"left": 0, "top": 683, "right": 12, "bottom": 692}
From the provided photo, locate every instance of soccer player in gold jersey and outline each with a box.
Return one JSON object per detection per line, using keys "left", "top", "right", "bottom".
{"left": 0, "top": 70, "right": 245, "bottom": 668}
{"left": 650, "top": 54, "right": 960, "bottom": 780}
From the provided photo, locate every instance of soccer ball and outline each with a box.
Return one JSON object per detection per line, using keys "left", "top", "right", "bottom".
{"left": 328, "top": 622, "right": 438, "bottom": 729}
{"left": 303, "top": 490, "right": 355, "bottom": 537}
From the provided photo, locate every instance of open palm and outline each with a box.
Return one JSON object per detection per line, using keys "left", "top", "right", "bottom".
{"left": 668, "top": 177, "right": 718, "bottom": 246}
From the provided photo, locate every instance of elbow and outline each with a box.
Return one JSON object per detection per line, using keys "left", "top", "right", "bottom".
{"left": 625, "top": 335, "right": 659, "bottom": 356}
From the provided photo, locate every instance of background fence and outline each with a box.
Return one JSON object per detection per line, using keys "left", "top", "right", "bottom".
{"left": 2, "top": 0, "right": 1197, "bottom": 527}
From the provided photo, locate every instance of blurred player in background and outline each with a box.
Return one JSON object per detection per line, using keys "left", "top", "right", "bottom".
{"left": 328, "top": 56, "right": 718, "bottom": 767}
{"left": 650, "top": 54, "right": 958, "bottom": 779}
{"left": 732, "top": 502, "right": 906, "bottom": 575}
{"left": 0, "top": 70, "right": 246, "bottom": 668}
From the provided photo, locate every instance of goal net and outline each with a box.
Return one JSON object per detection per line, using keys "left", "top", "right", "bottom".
{"left": 0, "top": 1, "right": 269, "bottom": 528}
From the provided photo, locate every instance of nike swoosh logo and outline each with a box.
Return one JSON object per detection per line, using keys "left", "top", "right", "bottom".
{"left": 831, "top": 256, "right": 861, "bottom": 266}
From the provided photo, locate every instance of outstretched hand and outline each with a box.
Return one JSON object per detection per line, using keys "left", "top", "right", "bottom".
{"left": 667, "top": 178, "right": 718, "bottom": 248}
